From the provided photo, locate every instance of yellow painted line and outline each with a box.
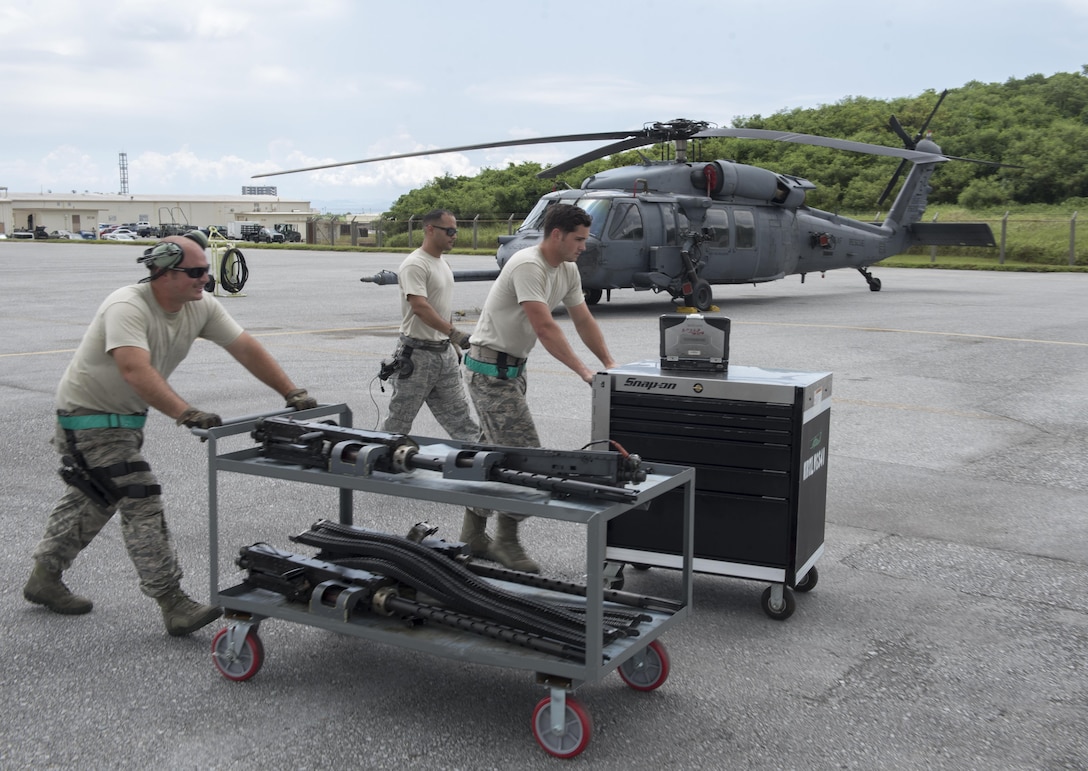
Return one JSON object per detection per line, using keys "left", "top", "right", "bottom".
{"left": 7, "top": 320, "right": 1086, "bottom": 359}
{"left": 0, "top": 326, "right": 399, "bottom": 359}
{"left": 733, "top": 320, "right": 1088, "bottom": 347}
{"left": 1, "top": 348, "right": 78, "bottom": 358}
{"left": 832, "top": 398, "right": 1002, "bottom": 420}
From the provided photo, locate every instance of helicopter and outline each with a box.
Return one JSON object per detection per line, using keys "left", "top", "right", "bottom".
{"left": 254, "top": 92, "right": 997, "bottom": 311}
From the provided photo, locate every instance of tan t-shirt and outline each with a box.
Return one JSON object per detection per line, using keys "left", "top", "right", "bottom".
{"left": 471, "top": 246, "right": 584, "bottom": 358}
{"left": 55, "top": 283, "right": 244, "bottom": 414}
{"left": 397, "top": 247, "right": 454, "bottom": 342}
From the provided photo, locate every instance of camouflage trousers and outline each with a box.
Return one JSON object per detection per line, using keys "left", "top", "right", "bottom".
{"left": 382, "top": 344, "right": 479, "bottom": 440}
{"left": 32, "top": 424, "right": 182, "bottom": 599}
{"left": 464, "top": 368, "right": 539, "bottom": 521}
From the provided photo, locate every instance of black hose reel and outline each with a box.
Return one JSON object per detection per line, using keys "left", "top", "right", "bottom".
{"left": 218, "top": 247, "right": 249, "bottom": 294}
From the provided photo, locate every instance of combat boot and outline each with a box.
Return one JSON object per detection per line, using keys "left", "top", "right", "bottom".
{"left": 23, "top": 562, "right": 93, "bottom": 615}
{"left": 490, "top": 514, "right": 540, "bottom": 573}
{"left": 156, "top": 588, "right": 222, "bottom": 637}
{"left": 459, "top": 508, "right": 493, "bottom": 558}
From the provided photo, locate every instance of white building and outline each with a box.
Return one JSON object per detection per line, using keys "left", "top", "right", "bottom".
{"left": 0, "top": 188, "right": 317, "bottom": 237}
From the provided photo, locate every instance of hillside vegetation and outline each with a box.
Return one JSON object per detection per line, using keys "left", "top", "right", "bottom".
{"left": 382, "top": 68, "right": 1088, "bottom": 225}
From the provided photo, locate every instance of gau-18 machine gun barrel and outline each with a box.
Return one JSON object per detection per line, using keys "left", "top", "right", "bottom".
{"left": 251, "top": 416, "right": 645, "bottom": 503}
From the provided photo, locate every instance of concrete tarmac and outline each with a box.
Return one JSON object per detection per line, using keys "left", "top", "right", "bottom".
{"left": 2, "top": 242, "right": 1086, "bottom": 769}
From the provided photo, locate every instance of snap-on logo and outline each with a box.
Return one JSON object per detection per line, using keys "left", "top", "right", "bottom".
{"left": 623, "top": 377, "right": 677, "bottom": 391}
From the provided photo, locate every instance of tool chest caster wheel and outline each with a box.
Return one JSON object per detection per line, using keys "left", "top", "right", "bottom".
{"left": 618, "top": 639, "right": 670, "bottom": 691}
{"left": 761, "top": 584, "right": 796, "bottom": 620}
{"left": 211, "top": 625, "right": 264, "bottom": 681}
{"left": 531, "top": 694, "right": 592, "bottom": 758}
{"left": 794, "top": 566, "right": 819, "bottom": 592}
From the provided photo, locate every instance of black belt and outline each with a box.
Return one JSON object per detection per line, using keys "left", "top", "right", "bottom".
{"left": 399, "top": 335, "right": 449, "bottom": 351}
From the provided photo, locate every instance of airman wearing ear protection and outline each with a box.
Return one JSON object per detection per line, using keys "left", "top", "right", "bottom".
{"left": 24, "top": 229, "right": 319, "bottom": 636}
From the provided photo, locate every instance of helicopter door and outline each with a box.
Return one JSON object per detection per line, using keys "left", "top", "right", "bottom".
{"left": 754, "top": 211, "right": 789, "bottom": 280}
{"left": 699, "top": 206, "right": 754, "bottom": 283}
{"left": 598, "top": 200, "right": 646, "bottom": 287}
{"left": 730, "top": 209, "right": 759, "bottom": 281}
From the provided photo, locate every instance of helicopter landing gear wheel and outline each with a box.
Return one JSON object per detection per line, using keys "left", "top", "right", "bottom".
{"left": 211, "top": 625, "right": 264, "bottom": 681}
{"left": 858, "top": 267, "right": 882, "bottom": 292}
{"left": 618, "top": 639, "right": 671, "bottom": 691}
{"left": 584, "top": 288, "right": 603, "bottom": 305}
{"left": 531, "top": 693, "right": 592, "bottom": 758}
{"left": 684, "top": 279, "right": 713, "bottom": 311}
{"left": 761, "top": 584, "right": 796, "bottom": 620}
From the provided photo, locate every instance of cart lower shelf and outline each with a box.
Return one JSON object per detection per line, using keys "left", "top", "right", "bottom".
{"left": 210, "top": 576, "right": 680, "bottom": 758}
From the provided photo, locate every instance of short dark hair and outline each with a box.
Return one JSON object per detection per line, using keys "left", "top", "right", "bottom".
{"left": 422, "top": 209, "right": 455, "bottom": 226}
{"left": 543, "top": 203, "right": 591, "bottom": 235}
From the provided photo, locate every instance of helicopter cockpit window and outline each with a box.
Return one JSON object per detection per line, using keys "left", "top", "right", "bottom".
{"left": 519, "top": 198, "right": 551, "bottom": 231}
{"left": 576, "top": 198, "right": 612, "bottom": 239}
{"left": 607, "top": 202, "right": 643, "bottom": 241}
{"left": 735, "top": 209, "right": 756, "bottom": 249}
{"left": 704, "top": 207, "right": 731, "bottom": 248}
{"left": 518, "top": 197, "right": 611, "bottom": 239}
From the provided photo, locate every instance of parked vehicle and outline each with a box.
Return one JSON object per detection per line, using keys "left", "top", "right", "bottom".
{"left": 225, "top": 221, "right": 261, "bottom": 240}
{"left": 257, "top": 226, "right": 286, "bottom": 243}
{"left": 275, "top": 224, "right": 303, "bottom": 242}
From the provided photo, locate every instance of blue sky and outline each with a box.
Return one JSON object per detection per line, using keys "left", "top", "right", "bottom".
{"left": 3, "top": 0, "right": 1086, "bottom": 213}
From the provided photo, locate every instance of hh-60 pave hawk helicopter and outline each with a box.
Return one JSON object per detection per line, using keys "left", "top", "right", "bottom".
{"left": 255, "top": 92, "right": 997, "bottom": 311}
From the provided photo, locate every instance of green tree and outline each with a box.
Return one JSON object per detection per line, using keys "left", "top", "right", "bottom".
{"left": 381, "top": 68, "right": 1088, "bottom": 215}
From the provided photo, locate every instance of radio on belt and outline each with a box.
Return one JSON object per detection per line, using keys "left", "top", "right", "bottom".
{"left": 659, "top": 314, "right": 730, "bottom": 372}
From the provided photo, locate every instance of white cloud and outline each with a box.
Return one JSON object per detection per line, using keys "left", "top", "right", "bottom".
{"left": 2, "top": 0, "right": 1086, "bottom": 211}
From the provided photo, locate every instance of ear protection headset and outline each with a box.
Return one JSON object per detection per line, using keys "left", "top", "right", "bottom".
{"left": 137, "top": 231, "right": 210, "bottom": 283}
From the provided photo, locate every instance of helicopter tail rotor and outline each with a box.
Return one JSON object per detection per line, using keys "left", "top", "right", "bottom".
{"left": 877, "top": 89, "right": 949, "bottom": 207}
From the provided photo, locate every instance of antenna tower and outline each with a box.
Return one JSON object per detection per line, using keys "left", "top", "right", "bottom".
{"left": 119, "top": 152, "right": 129, "bottom": 194}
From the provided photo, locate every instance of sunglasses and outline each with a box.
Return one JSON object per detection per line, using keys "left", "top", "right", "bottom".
{"left": 431, "top": 225, "right": 458, "bottom": 237}
{"left": 170, "top": 266, "right": 210, "bottom": 279}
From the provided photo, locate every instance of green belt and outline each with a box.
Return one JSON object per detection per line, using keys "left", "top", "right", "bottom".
{"left": 57, "top": 413, "right": 148, "bottom": 430}
{"left": 464, "top": 354, "right": 525, "bottom": 379}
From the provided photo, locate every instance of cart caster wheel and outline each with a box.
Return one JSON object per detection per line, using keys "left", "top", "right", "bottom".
{"left": 531, "top": 695, "right": 592, "bottom": 758}
{"left": 603, "top": 561, "right": 625, "bottom": 590}
{"left": 211, "top": 625, "right": 264, "bottom": 681}
{"left": 618, "top": 639, "right": 670, "bottom": 691}
{"left": 761, "top": 585, "right": 796, "bottom": 621}
{"left": 794, "top": 566, "right": 819, "bottom": 593}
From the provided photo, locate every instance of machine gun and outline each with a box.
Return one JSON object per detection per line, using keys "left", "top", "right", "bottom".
{"left": 251, "top": 416, "right": 646, "bottom": 503}
{"left": 237, "top": 528, "right": 651, "bottom": 661}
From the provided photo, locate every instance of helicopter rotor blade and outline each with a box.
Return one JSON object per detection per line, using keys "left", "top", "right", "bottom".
{"left": 888, "top": 116, "right": 915, "bottom": 148}
{"left": 692, "top": 128, "right": 945, "bottom": 161}
{"left": 251, "top": 131, "right": 641, "bottom": 178}
{"left": 536, "top": 136, "right": 671, "bottom": 178}
{"left": 913, "top": 89, "right": 949, "bottom": 144}
{"left": 877, "top": 160, "right": 908, "bottom": 207}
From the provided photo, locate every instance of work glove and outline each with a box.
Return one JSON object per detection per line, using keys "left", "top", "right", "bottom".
{"left": 448, "top": 327, "right": 471, "bottom": 350}
{"left": 176, "top": 407, "right": 222, "bottom": 429}
{"left": 285, "top": 388, "right": 318, "bottom": 410}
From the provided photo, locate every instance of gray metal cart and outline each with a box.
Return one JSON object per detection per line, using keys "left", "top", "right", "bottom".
{"left": 201, "top": 404, "right": 695, "bottom": 759}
